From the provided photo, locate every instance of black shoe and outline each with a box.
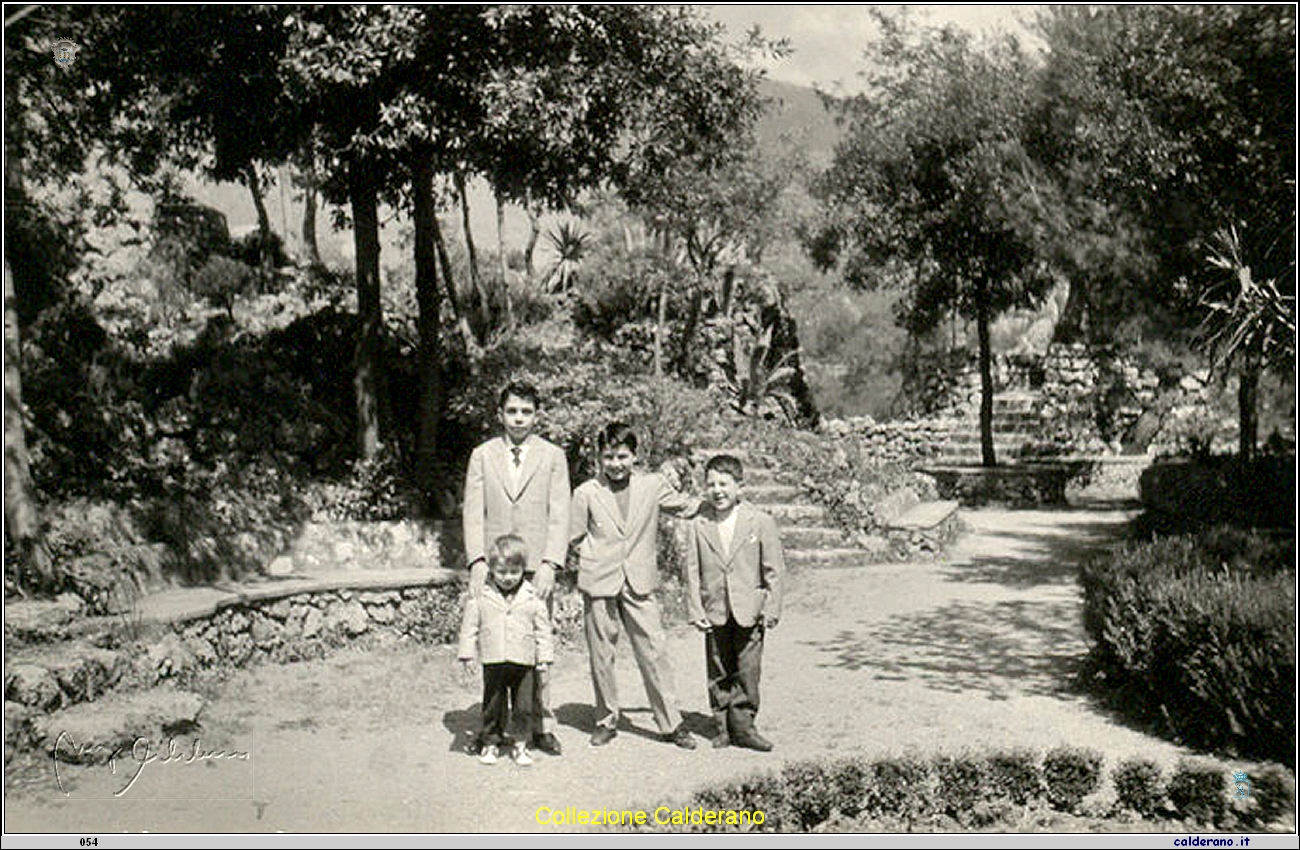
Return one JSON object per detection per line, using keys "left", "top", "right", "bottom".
{"left": 589, "top": 726, "right": 618, "bottom": 747}
{"left": 732, "top": 730, "right": 773, "bottom": 752}
{"left": 465, "top": 737, "right": 484, "bottom": 756}
{"left": 532, "top": 732, "right": 563, "bottom": 757}
{"left": 710, "top": 733, "right": 730, "bottom": 749}
{"left": 668, "top": 724, "right": 697, "bottom": 750}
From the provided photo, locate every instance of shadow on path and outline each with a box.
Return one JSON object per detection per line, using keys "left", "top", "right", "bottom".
{"left": 802, "top": 597, "right": 1086, "bottom": 700}
{"left": 943, "top": 515, "right": 1134, "bottom": 587}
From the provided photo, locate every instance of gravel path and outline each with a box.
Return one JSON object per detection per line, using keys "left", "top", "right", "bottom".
{"left": 6, "top": 507, "right": 1194, "bottom": 833}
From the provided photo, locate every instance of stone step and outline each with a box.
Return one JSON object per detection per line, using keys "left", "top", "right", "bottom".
{"left": 779, "top": 525, "right": 851, "bottom": 548}
{"left": 758, "top": 503, "right": 827, "bottom": 524}
{"left": 744, "top": 483, "right": 803, "bottom": 502}
{"left": 785, "top": 548, "right": 878, "bottom": 569}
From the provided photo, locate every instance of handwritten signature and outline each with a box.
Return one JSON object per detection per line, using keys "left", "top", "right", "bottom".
{"left": 53, "top": 731, "right": 250, "bottom": 797}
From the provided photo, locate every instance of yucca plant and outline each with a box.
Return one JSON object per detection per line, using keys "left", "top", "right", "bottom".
{"left": 541, "top": 221, "right": 591, "bottom": 293}
{"left": 722, "top": 322, "right": 800, "bottom": 423}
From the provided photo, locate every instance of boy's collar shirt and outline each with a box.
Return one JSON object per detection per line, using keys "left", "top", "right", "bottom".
{"left": 502, "top": 436, "right": 531, "bottom": 488}
{"left": 716, "top": 506, "right": 739, "bottom": 555}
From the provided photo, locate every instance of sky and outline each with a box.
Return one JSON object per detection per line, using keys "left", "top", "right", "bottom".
{"left": 702, "top": 4, "right": 1042, "bottom": 92}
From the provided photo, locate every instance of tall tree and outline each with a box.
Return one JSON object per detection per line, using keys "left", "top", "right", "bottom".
{"left": 1036, "top": 5, "right": 1296, "bottom": 457}
{"left": 810, "top": 14, "right": 1055, "bottom": 465}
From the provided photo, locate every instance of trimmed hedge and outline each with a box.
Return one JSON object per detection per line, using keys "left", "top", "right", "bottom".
{"left": 1043, "top": 746, "right": 1103, "bottom": 812}
{"left": 1168, "top": 759, "right": 1229, "bottom": 827}
{"left": 1080, "top": 527, "right": 1295, "bottom": 765}
{"left": 631, "top": 749, "right": 1296, "bottom": 833}
{"left": 1112, "top": 757, "right": 1165, "bottom": 818}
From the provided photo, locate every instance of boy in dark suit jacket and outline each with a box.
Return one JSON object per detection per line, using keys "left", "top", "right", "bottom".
{"left": 684, "top": 453, "right": 784, "bottom": 751}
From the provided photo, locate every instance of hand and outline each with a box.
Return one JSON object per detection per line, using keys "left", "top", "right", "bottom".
{"left": 692, "top": 618, "right": 712, "bottom": 632}
{"left": 458, "top": 658, "right": 477, "bottom": 685}
{"left": 468, "top": 559, "right": 488, "bottom": 596}
{"left": 534, "top": 561, "right": 557, "bottom": 599}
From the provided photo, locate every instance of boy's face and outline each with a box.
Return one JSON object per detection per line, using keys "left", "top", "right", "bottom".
{"left": 600, "top": 444, "right": 636, "bottom": 484}
{"left": 498, "top": 393, "right": 537, "bottom": 444}
{"left": 490, "top": 558, "right": 524, "bottom": 592}
{"left": 704, "top": 469, "right": 741, "bottom": 514}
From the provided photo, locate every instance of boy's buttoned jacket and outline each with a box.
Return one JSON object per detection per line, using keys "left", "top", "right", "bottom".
{"left": 569, "top": 472, "right": 699, "bottom": 598}
{"left": 462, "top": 434, "right": 571, "bottom": 573}
{"left": 684, "top": 501, "right": 784, "bottom": 628}
{"left": 457, "top": 580, "right": 554, "bottom": 666}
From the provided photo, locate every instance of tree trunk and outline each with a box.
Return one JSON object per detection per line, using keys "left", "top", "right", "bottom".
{"left": 654, "top": 275, "right": 669, "bottom": 377}
{"left": 455, "top": 171, "right": 484, "bottom": 307}
{"left": 431, "top": 211, "right": 481, "bottom": 359}
{"left": 495, "top": 188, "right": 509, "bottom": 285}
{"left": 976, "top": 283, "right": 997, "bottom": 467}
{"left": 244, "top": 163, "right": 273, "bottom": 273}
{"left": 301, "top": 179, "right": 321, "bottom": 268}
{"left": 494, "top": 188, "right": 513, "bottom": 326}
{"left": 523, "top": 194, "right": 542, "bottom": 281}
{"left": 412, "top": 157, "right": 443, "bottom": 513}
{"left": 1238, "top": 355, "right": 1259, "bottom": 463}
{"left": 675, "top": 279, "right": 705, "bottom": 377}
{"left": 348, "top": 157, "right": 383, "bottom": 461}
{"left": 4, "top": 259, "right": 55, "bottom": 592}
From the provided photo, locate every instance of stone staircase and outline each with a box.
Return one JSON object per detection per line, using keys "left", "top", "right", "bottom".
{"left": 690, "top": 448, "right": 960, "bottom": 569}
{"left": 935, "top": 390, "right": 1044, "bottom": 464}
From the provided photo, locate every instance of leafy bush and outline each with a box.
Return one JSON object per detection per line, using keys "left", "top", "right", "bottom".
{"left": 781, "top": 760, "right": 839, "bottom": 829}
{"left": 1249, "top": 764, "right": 1296, "bottom": 826}
{"left": 986, "top": 749, "right": 1043, "bottom": 806}
{"left": 933, "top": 754, "right": 990, "bottom": 823}
{"left": 302, "top": 449, "right": 424, "bottom": 522}
{"left": 1167, "top": 759, "right": 1228, "bottom": 826}
{"left": 1042, "top": 746, "right": 1103, "bottom": 812}
{"left": 190, "top": 255, "right": 257, "bottom": 317}
{"left": 826, "top": 757, "right": 874, "bottom": 818}
{"left": 571, "top": 251, "right": 686, "bottom": 342}
{"left": 720, "top": 418, "right": 938, "bottom": 538}
{"left": 1138, "top": 456, "right": 1296, "bottom": 530}
{"left": 450, "top": 342, "right": 725, "bottom": 486}
{"left": 689, "top": 772, "right": 794, "bottom": 832}
{"left": 1112, "top": 758, "right": 1166, "bottom": 818}
{"left": 635, "top": 749, "right": 1270, "bottom": 833}
{"left": 865, "top": 754, "right": 933, "bottom": 821}
{"left": 1080, "top": 528, "right": 1295, "bottom": 765}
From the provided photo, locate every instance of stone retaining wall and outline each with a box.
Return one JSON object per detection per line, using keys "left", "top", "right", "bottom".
{"left": 821, "top": 417, "right": 955, "bottom": 465}
{"left": 5, "top": 573, "right": 464, "bottom": 753}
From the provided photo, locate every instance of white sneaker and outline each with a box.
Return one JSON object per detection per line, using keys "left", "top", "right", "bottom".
{"left": 478, "top": 745, "right": 498, "bottom": 765}
{"left": 513, "top": 743, "right": 534, "bottom": 766}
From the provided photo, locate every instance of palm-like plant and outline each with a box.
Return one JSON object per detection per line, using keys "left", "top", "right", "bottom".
{"left": 541, "top": 222, "right": 591, "bottom": 293}
{"left": 1199, "top": 225, "right": 1296, "bottom": 370}
{"left": 722, "top": 321, "right": 800, "bottom": 422}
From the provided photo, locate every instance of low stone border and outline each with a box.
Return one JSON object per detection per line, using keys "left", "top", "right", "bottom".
{"left": 5, "top": 569, "right": 465, "bottom": 759}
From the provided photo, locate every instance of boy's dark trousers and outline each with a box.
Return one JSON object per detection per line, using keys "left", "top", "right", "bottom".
{"left": 705, "top": 618, "right": 764, "bottom": 737}
{"left": 479, "top": 662, "right": 536, "bottom": 746}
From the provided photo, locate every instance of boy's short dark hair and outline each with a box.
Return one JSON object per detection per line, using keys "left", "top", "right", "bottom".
{"left": 597, "top": 422, "right": 638, "bottom": 454}
{"left": 488, "top": 533, "right": 529, "bottom": 569}
{"left": 498, "top": 381, "right": 541, "bottom": 410}
{"left": 704, "top": 453, "right": 744, "bottom": 483}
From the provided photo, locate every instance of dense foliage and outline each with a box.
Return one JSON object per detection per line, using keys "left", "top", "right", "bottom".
{"left": 632, "top": 749, "right": 1293, "bottom": 832}
{"left": 1080, "top": 527, "right": 1296, "bottom": 766}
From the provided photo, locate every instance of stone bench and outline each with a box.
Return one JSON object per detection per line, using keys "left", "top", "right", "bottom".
{"left": 886, "top": 499, "right": 960, "bottom": 532}
{"left": 882, "top": 500, "right": 963, "bottom": 559}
